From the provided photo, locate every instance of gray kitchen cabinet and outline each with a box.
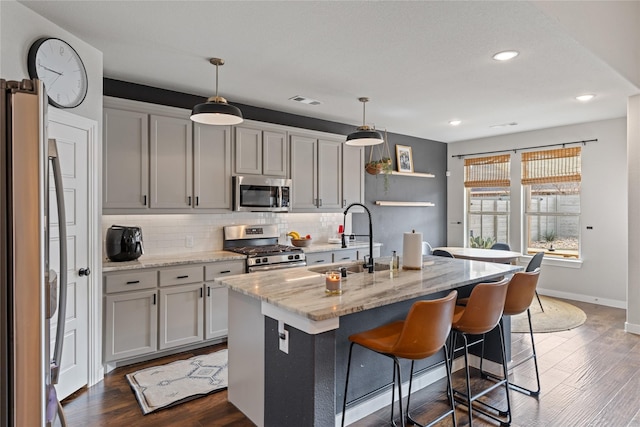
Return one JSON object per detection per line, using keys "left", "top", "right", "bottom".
{"left": 149, "top": 114, "right": 193, "bottom": 208}
{"left": 234, "top": 124, "right": 287, "bottom": 177}
{"left": 104, "top": 289, "right": 158, "bottom": 362}
{"left": 103, "top": 108, "right": 149, "bottom": 209}
{"left": 304, "top": 251, "right": 333, "bottom": 265}
{"left": 194, "top": 124, "right": 232, "bottom": 209}
{"left": 204, "top": 260, "right": 245, "bottom": 340}
{"left": 158, "top": 283, "right": 204, "bottom": 350}
{"left": 333, "top": 249, "right": 358, "bottom": 263}
{"left": 290, "top": 134, "right": 343, "bottom": 211}
{"left": 342, "top": 145, "right": 365, "bottom": 208}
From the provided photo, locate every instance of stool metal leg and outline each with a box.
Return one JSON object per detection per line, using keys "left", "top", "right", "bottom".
{"left": 341, "top": 342, "right": 356, "bottom": 427}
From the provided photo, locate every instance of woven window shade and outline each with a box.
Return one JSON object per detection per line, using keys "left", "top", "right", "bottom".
{"left": 464, "top": 154, "right": 510, "bottom": 188}
{"left": 521, "top": 147, "right": 581, "bottom": 185}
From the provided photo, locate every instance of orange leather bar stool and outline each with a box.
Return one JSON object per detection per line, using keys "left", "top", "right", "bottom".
{"left": 341, "top": 291, "right": 458, "bottom": 427}
{"left": 481, "top": 270, "right": 541, "bottom": 397}
{"left": 450, "top": 278, "right": 511, "bottom": 427}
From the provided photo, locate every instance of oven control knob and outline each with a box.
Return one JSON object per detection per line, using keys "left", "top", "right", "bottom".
{"left": 288, "top": 255, "right": 293, "bottom": 260}
{"left": 263, "top": 257, "right": 268, "bottom": 263}
{"left": 256, "top": 259, "right": 261, "bottom": 264}
{"left": 295, "top": 255, "right": 300, "bottom": 259}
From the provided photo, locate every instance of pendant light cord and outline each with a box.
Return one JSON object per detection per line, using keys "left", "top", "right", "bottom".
{"left": 362, "top": 101, "right": 366, "bottom": 126}
{"left": 215, "top": 62, "right": 219, "bottom": 98}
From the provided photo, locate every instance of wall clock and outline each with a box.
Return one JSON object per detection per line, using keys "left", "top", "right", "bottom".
{"left": 27, "top": 37, "right": 88, "bottom": 108}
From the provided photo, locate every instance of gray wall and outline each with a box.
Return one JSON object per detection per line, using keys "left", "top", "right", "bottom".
{"left": 354, "top": 134, "right": 447, "bottom": 257}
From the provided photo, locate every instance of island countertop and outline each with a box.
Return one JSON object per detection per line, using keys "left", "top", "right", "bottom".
{"left": 218, "top": 255, "right": 522, "bottom": 321}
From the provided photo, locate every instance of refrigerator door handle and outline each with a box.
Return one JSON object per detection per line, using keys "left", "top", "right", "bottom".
{"left": 48, "top": 139, "right": 67, "bottom": 385}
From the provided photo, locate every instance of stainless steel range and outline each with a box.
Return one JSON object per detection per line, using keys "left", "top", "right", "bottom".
{"left": 223, "top": 224, "right": 306, "bottom": 272}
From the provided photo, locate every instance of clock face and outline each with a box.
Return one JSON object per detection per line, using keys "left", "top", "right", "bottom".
{"left": 27, "top": 37, "right": 88, "bottom": 109}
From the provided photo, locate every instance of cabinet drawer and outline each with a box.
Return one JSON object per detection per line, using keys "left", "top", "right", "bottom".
{"left": 205, "top": 260, "right": 245, "bottom": 281}
{"left": 159, "top": 265, "right": 204, "bottom": 286}
{"left": 104, "top": 270, "right": 157, "bottom": 294}
{"left": 333, "top": 249, "right": 358, "bottom": 263}
{"left": 305, "top": 252, "right": 332, "bottom": 265}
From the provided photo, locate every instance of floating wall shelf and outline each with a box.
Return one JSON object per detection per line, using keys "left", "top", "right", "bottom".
{"left": 375, "top": 201, "right": 435, "bottom": 207}
{"left": 390, "top": 171, "right": 435, "bottom": 178}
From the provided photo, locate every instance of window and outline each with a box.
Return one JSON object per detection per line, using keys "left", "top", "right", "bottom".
{"left": 465, "top": 155, "right": 510, "bottom": 248}
{"left": 522, "top": 147, "right": 581, "bottom": 259}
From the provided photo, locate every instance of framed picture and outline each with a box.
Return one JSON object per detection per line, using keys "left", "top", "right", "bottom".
{"left": 396, "top": 145, "right": 414, "bottom": 173}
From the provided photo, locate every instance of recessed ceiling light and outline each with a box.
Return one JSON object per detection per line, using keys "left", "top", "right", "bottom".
{"left": 492, "top": 50, "right": 519, "bottom": 61}
{"left": 449, "top": 120, "right": 462, "bottom": 126}
{"left": 575, "top": 94, "right": 596, "bottom": 102}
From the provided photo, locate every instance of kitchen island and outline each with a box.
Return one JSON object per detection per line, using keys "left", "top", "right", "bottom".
{"left": 218, "top": 255, "right": 522, "bottom": 427}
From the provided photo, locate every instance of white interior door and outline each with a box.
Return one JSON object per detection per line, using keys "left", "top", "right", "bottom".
{"left": 48, "top": 110, "right": 92, "bottom": 400}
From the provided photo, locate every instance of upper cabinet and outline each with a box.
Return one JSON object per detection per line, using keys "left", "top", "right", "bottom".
{"left": 342, "top": 145, "right": 365, "bottom": 209}
{"left": 234, "top": 125, "right": 287, "bottom": 177}
{"left": 194, "top": 124, "right": 232, "bottom": 209}
{"left": 103, "top": 108, "right": 149, "bottom": 209}
{"left": 290, "top": 133, "right": 343, "bottom": 211}
{"left": 149, "top": 114, "right": 193, "bottom": 208}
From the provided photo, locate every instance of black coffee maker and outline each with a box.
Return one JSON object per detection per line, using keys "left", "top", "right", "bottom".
{"left": 106, "top": 225, "right": 144, "bottom": 262}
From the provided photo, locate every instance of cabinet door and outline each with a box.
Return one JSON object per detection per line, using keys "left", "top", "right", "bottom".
{"left": 263, "top": 130, "right": 287, "bottom": 177}
{"left": 305, "top": 252, "right": 332, "bottom": 265}
{"left": 103, "top": 108, "right": 149, "bottom": 209}
{"left": 104, "top": 290, "right": 157, "bottom": 362}
{"left": 205, "top": 283, "right": 228, "bottom": 340}
{"left": 235, "top": 127, "right": 262, "bottom": 175}
{"left": 194, "top": 124, "right": 232, "bottom": 209}
{"left": 342, "top": 145, "right": 365, "bottom": 208}
{"left": 317, "top": 139, "right": 343, "bottom": 210}
{"left": 149, "top": 115, "right": 193, "bottom": 208}
{"left": 158, "top": 283, "right": 204, "bottom": 350}
{"left": 290, "top": 135, "right": 318, "bottom": 209}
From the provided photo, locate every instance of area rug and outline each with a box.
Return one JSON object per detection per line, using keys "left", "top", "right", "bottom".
{"left": 126, "top": 349, "right": 228, "bottom": 415}
{"left": 511, "top": 295, "right": 587, "bottom": 333}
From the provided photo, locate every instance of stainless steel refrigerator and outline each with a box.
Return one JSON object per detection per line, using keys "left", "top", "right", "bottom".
{"left": 1, "top": 79, "right": 68, "bottom": 426}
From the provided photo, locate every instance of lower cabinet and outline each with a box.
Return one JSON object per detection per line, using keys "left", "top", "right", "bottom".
{"left": 158, "top": 283, "right": 204, "bottom": 350}
{"left": 104, "top": 289, "right": 158, "bottom": 362}
{"left": 103, "top": 259, "right": 245, "bottom": 363}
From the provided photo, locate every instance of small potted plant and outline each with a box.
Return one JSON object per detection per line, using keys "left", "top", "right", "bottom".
{"left": 364, "top": 130, "right": 393, "bottom": 191}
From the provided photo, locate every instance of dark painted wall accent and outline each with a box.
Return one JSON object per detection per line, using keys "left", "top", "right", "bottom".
{"left": 104, "top": 78, "right": 448, "bottom": 254}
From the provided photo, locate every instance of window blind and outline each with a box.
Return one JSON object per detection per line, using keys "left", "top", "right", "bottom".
{"left": 521, "top": 147, "right": 581, "bottom": 185}
{"left": 464, "top": 154, "right": 510, "bottom": 188}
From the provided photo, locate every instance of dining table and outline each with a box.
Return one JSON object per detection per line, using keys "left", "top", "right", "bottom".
{"left": 433, "top": 246, "right": 522, "bottom": 263}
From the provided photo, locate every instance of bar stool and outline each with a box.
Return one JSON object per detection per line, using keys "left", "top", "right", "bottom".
{"left": 450, "top": 278, "right": 511, "bottom": 427}
{"left": 341, "top": 291, "right": 458, "bottom": 427}
{"left": 481, "top": 270, "right": 541, "bottom": 397}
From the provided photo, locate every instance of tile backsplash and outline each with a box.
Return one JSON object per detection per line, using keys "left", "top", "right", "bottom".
{"left": 102, "top": 212, "right": 351, "bottom": 257}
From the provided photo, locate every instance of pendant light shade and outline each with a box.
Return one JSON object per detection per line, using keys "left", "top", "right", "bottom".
{"left": 346, "top": 97, "right": 384, "bottom": 146}
{"left": 191, "top": 58, "right": 243, "bottom": 126}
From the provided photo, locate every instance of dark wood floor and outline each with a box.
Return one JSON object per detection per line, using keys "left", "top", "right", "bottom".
{"left": 62, "top": 300, "right": 640, "bottom": 426}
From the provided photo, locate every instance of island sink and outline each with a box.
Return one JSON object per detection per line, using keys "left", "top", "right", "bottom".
{"left": 307, "top": 261, "right": 390, "bottom": 275}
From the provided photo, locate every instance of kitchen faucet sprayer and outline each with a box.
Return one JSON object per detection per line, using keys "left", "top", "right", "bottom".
{"left": 342, "top": 203, "right": 374, "bottom": 273}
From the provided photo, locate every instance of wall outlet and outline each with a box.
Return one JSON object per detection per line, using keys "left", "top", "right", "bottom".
{"left": 185, "top": 235, "right": 194, "bottom": 248}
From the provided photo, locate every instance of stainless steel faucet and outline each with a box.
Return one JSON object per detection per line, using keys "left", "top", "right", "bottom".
{"left": 342, "top": 202, "right": 374, "bottom": 273}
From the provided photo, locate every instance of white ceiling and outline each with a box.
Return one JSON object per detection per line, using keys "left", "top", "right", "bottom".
{"left": 21, "top": 0, "right": 639, "bottom": 143}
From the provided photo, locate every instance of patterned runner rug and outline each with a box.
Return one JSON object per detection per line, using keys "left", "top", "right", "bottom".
{"left": 126, "top": 349, "right": 228, "bottom": 414}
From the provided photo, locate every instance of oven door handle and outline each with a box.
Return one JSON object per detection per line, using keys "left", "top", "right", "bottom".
{"left": 248, "top": 261, "right": 307, "bottom": 273}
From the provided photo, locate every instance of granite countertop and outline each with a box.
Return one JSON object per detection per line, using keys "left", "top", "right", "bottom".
{"left": 217, "top": 256, "right": 522, "bottom": 321}
{"left": 102, "top": 251, "right": 245, "bottom": 273}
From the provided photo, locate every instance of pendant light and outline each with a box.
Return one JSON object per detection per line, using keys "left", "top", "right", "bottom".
{"left": 346, "top": 97, "right": 384, "bottom": 146}
{"left": 190, "top": 58, "right": 243, "bottom": 125}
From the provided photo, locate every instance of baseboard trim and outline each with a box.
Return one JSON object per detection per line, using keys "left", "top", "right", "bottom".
{"left": 625, "top": 322, "right": 640, "bottom": 335}
{"left": 537, "top": 288, "right": 626, "bottom": 309}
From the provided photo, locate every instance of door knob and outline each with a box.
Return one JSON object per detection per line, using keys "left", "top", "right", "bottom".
{"left": 79, "top": 267, "right": 91, "bottom": 277}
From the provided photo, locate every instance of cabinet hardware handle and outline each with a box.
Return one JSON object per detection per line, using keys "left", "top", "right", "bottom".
{"left": 126, "top": 280, "right": 140, "bottom": 284}
{"left": 188, "top": 196, "right": 192, "bottom": 206}
{"left": 343, "top": 199, "right": 346, "bottom": 207}
{"left": 315, "top": 259, "right": 325, "bottom": 263}
{"left": 177, "top": 275, "right": 189, "bottom": 279}
{"left": 143, "top": 195, "right": 147, "bottom": 206}
{"left": 340, "top": 257, "right": 350, "bottom": 260}
{"left": 319, "top": 198, "right": 322, "bottom": 207}
{"left": 220, "top": 270, "right": 231, "bottom": 274}
{"left": 153, "top": 294, "right": 156, "bottom": 305}
{"left": 200, "top": 288, "right": 203, "bottom": 298}
{"left": 207, "top": 286, "right": 211, "bottom": 297}
{"left": 196, "top": 196, "right": 199, "bottom": 206}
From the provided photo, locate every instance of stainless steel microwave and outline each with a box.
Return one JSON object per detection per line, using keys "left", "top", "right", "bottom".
{"left": 233, "top": 176, "right": 291, "bottom": 212}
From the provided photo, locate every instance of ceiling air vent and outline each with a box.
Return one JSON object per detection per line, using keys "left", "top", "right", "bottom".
{"left": 289, "top": 95, "right": 322, "bottom": 106}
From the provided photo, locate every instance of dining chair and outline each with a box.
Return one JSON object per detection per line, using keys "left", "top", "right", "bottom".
{"left": 526, "top": 252, "right": 544, "bottom": 312}
{"left": 432, "top": 249, "right": 454, "bottom": 258}
{"left": 490, "top": 242, "right": 511, "bottom": 251}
